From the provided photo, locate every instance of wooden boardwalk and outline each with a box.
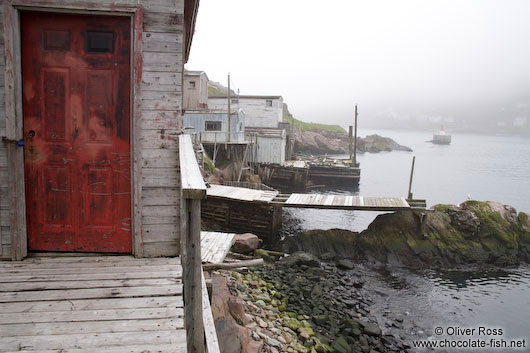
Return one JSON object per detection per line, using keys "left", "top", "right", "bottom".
{"left": 200, "top": 231, "right": 235, "bottom": 263}
{"left": 206, "top": 184, "right": 278, "bottom": 203}
{"left": 206, "top": 184, "right": 420, "bottom": 211}
{"left": 281, "top": 194, "right": 411, "bottom": 211}
{"left": 0, "top": 256, "right": 186, "bottom": 353}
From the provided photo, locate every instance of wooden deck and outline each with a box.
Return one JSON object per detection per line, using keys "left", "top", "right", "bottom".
{"left": 206, "top": 184, "right": 419, "bottom": 212}
{"left": 281, "top": 194, "right": 410, "bottom": 211}
{"left": 206, "top": 184, "right": 278, "bottom": 203}
{"left": 0, "top": 256, "right": 186, "bottom": 353}
{"left": 200, "top": 231, "right": 235, "bottom": 264}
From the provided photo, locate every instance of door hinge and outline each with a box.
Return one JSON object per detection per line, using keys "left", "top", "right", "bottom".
{"left": 1, "top": 137, "right": 24, "bottom": 147}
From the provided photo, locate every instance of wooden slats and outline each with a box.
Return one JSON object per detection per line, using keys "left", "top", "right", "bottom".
{"left": 207, "top": 184, "right": 278, "bottom": 203}
{"left": 200, "top": 231, "right": 235, "bottom": 264}
{"left": 283, "top": 194, "right": 410, "bottom": 211}
{"left": 0, "top": 256, "right": 187, "bottom": 353}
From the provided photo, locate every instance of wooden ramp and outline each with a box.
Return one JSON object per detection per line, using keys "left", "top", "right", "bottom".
{"left": 280, "top": 194, "right": 411, "bottom": 211}
{"left": 206, "top": 184, "right": 278, "bottom": 203}
{"left": 201, "top": 231, "right": 235, "bottom": 264}
{"left": 0, "top": 256, "right": 186, "bottom": 353}
{"left": 206, "top": 184, "right": 423, "bottom": 212}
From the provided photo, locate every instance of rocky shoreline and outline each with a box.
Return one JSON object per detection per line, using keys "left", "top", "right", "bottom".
{"left": 294, "top": 130, "right": 412, "bottom": 155}
{"left": 210, "top": 254, "right": 412, "bottom": 353}
{"left": 208, "top": 200, "right": 530, "bottom": 353}
{"left": 283, "top": 201, "right": 530, "bottom": 268}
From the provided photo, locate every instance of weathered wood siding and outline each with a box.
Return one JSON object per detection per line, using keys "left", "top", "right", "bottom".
{"left": 208, "top": 96, "right": 283, "bottom": 128}
{"left": 0, "top": 0, "right": 185, "bottom": 259}
{"left": 0, "top": 0, "right": 9, "bottom": 260}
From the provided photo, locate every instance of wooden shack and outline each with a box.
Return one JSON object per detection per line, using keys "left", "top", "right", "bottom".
{"left": 0, "top": 0, "right": 199, "bottom": 260}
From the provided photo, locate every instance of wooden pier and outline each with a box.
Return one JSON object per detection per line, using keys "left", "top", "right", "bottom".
{"left": 203, "top": 184, "right": 426, "bottom": 237}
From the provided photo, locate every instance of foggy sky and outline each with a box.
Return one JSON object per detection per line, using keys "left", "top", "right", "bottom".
{"left": 187, "top": 0, "right": 530, "bottom": 130}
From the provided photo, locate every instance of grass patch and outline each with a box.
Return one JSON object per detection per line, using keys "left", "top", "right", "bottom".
{"left": 283, "top": 104, "right": 346, "bottom": 134}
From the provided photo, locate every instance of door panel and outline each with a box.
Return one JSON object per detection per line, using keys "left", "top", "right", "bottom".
{"left": 22, "top": 12, "right": 132, "bottom": 253}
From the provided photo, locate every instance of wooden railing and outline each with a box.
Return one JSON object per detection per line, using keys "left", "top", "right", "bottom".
{"left": 179, "top": 134, "right": 207, "bottom": 353}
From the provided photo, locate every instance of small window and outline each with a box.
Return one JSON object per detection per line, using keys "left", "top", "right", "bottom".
{"left": 205, "top": 121, "right": 222, "bottom": 131}
{"left": 231, "top": 98, "right": 238, "bottom": 104}
{"left": 266, "top": 99, "right": 273, "bottom": 107}
{"left": 189, "top": 81, "right": 196, "bottom": 89}
{"left": 85, "top": 31, "right": 114, "bottom": 54}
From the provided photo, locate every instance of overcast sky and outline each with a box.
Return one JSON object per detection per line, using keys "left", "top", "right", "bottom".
{"left": 187, "top": 0, "right": 530, "bottom": 128}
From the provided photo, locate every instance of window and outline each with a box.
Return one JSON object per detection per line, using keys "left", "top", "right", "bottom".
{"left": 266, "top": 99, "right": 273, "bottom": 107}
{"left": 205, "top": 121, "right": 222, "bottom": 131}
{"left": 231, "top": 98, "right": 238, "bottom": 104}
{"left": 189, "top": 81, "right": 196, "bottom": 89}
{"left": 85, "top": 31, "right": 114, "bottom": 54}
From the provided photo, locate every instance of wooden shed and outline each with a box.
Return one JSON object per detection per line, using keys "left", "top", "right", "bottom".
{"left": 0, "top": 0, "right": 200, "bottom": 261}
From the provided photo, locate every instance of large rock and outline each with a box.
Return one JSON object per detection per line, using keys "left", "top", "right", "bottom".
{"left": 231, "top": 233, "right": 260, "bottom": 254}
{"left": 211, "top": 275, "right": 252, "bottom": 353}
{"left": 279, "top": 251, "right": 320, "bottom": 268}
{"left": 282, "top": 201, "right": 530, "bottom": 268}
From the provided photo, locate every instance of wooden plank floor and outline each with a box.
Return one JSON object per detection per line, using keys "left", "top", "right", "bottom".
{"left": 282, "top": 194, "right": 410, "bottom": 211}
{"left": 201, "top": 231, "right": 235, "bottom": 264}
{"left": 0, "top": 256, "right": 186, "bottom": 353}
{"left": 207, "top": 184, "right": 278, "bottom": 203}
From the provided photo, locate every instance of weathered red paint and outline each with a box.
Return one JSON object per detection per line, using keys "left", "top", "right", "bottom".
{"left": 22, "top": 12, "right": 132, "bottom": 253}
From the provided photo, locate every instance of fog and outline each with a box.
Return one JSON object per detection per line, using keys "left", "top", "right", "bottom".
{"left": 187, "top": 0, "right": 530, "bottom": 133}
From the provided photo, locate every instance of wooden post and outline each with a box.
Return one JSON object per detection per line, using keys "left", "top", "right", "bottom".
{"left": 353, "top": 105, "right": 358, "bottom": 166}
{"left": 348, "top": 126, "right": 353, "bottom": 162}
{"left": 179, "top": 135, "right": 207, "bottom": 353}
{"left": 227, "top": 73, "right": 231, "bottom": 142}
{"left": 408, "top": 156, "right": 416, "bottom": 200}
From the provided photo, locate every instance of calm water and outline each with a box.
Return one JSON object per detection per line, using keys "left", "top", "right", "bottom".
{"left": 284, "top": 128, "right": 530, "bottom": 351}
{"left": 285, "top": 128, "right": 530, "bottom": 232}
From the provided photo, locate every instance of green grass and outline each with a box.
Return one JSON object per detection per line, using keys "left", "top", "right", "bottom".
{"left": 283, "top": 111, "right": 346, "bottom": 134}
{"left": 208, "top": 85, "right": 226, "bottom": 96}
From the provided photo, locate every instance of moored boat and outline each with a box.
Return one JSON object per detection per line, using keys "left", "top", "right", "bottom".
{"left": 433, "top": 126, "right": 451, "bottom": 144}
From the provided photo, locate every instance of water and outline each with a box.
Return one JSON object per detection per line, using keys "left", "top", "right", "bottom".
{"left": 285, "top": 128, "right": 530, "bottom": 232}
{"left": 284, "top": 129, "right": 530, "bottom": 351}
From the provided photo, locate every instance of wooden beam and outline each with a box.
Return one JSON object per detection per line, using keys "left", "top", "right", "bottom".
{"left": 179, "top": 135, "right": 206, "bottom": 200}
{"left": 201, "top": 272, "right": 220, "bottom": 353}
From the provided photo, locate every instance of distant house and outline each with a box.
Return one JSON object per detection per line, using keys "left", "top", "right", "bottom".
{"left": 183, "top": 70, "right": 209, "bottom": 110}
{"left": 182, "top": 110, "right": 246, "bottom": 143}
{"left": 208, "top": 95, "right": 283, "bottom": 128}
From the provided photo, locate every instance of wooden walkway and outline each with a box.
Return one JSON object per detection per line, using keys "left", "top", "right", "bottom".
{"left": 206, "top": 184, "right": 422, "bottom": 211}
{"left": 200, "top": 231, "right": 235, "bottom": 263}
{"left": 0, "top": 256, "right": 186, "bottom": 353}
{"left": 206, "top": 184, "right": 278, "bottom": 203}
{"left": 281, "top": 194, "right": 411, "bottom": 211}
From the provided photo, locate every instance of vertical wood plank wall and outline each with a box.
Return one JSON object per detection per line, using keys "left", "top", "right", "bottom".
{"left": 0, "top": 0, "right": 9, "bottom": 259}
{"left": 0, "top": 0, "right": 185, "bottom": 259}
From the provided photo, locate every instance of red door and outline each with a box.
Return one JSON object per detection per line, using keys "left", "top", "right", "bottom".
{"left": 21, "top": 12, "right": 132, "bottom": 253}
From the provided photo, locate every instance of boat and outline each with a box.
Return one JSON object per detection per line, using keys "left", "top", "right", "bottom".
{"left": 433, "top": 126, "right": 451, "bottom": 145}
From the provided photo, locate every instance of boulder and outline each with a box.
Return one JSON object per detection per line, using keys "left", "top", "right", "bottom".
{"left": 211, "top": 275, "right": 252, "bottom": 353}
{"left": 280, "top": 252, "right": 320, "bottom": 268}
{"left": 231, "top": 233, "right": 260, "bottom": 254}
{"left": 336, "top": 259, "right": 354, "bottom": 270}
{"left": 229, "top": 295, "right": 252, "bottom": 325}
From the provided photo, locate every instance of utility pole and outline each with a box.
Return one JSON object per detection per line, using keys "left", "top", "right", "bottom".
{"left": 227, "top": 73, "right": 231, "bottom": 142}
{"left": 353, "top": 104, "right": 358, "bottom": 166}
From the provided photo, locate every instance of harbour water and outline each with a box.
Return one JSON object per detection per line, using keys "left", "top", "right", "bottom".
{"left": 284, "top": 128, "right": 530, "bottom": 351}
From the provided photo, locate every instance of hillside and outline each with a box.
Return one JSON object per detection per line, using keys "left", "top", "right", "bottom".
{"left": 283, "top": 103, "right": 346, "bottom": 134}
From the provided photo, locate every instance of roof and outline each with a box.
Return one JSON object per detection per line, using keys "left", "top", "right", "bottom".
{"left": 184, "top": 0, "right": 200, "bottom": 63}
{"left": 184, "top": 70, "right": 209, "bottom": 81}
{"left": 209, "top": 95, "right": 283, "bottom": 100}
